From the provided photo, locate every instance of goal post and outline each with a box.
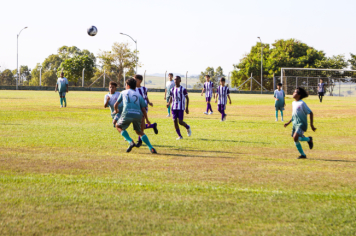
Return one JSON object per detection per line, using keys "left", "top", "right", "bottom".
{"left": 279, "top": 68, "right": 356, "bottom": 97}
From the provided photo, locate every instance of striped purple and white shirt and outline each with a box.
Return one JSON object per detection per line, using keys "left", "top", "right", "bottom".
{"left": 136, "top": 86, "right": 148, "bottom": 105}
{"left": 170, "top": 86, "right": 188, "bottom": 110}
{"left": 204, "top": 81, "right": 214, "bottom": 98}
{"left": 217, "top": 86, "right": 230, "bottom": 105}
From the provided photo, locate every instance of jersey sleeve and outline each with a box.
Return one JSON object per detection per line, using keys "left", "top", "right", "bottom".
{"left": 65, "top": 78, "right": 69, "bottom": 84}
{"left": 227, "top": 88, "right": 230, "bottom": 95}
{"left": 302, "top": 102, "right": 312, "bottom": 115}
{"left": 104, "top": 94, "right": 108, "bottom": 104}
{"left": 203, "top": 83, "right": 206, "bottom": 89}
{"left": 139, "top": 96, "right": 147, "bottom": 108}
{"left": 183, "top": 88, "right": 188, "bottom": 96}
{"left": 117, "top": 93, "right": 123, "bottom": 104}
{"left": 283, "top": 90, "right": 285, "bottom": 97}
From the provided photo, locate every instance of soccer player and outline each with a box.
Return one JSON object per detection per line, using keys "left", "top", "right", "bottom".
{"left": 215, "top": 77, "right": 231, "bottom": 121}
{"left": 284, "top": 87, "right": 316, "bottom": 159}
{"left": 134, "top": 75, "right": 158, "bottom": 148}
{"left": 167, "top": 76, "right": 192, "bottom": 140}
{"left": 104, "top": 81, "right": 122, "bottom": 128}
{"left": 55, "top": 72, "right": 68, "bottom": 108}
{"left": 164, "top": 73, "right": 175, "bottom": 117}
{"left": 114, "top": 78, "right": 157, "bottom": 154}
{"left": 201, "top": 75, "right": 215, "bottom": 115}
{"left": 274, "top": 82, "right": 286, "bottom": 121}
{"left": 318, "top": 79, "right": 325, "bottom": 103}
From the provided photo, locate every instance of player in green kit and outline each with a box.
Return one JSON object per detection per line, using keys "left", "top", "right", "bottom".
{"left": 114, "top": 78, "right": 157, "bottom": 154}
{"left": 284, "top": 87, "right": 316, "bottom": 159}
{"left": 274, "top": 83, "right": 285, "bottom": 121}
{"left": 55, "top": 72, "right": 69, "bottom": 108}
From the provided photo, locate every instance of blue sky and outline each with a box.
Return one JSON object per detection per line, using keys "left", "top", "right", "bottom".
{"left": 1, "top": 0, "right": 355, "bottom": 75}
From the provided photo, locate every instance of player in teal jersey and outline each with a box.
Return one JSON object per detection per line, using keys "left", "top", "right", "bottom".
{"left": 284, "top": 87, "right": 316, "bottom": 159}
{"left": 104, "top": 81, "right": 122, "bottom": 128}
{"left": 55, "top": 72, "right": 69, "bottom": 108}
{"left": 164, "top": 73, "right": 175, "bottom": 117}
{"left": 114, "top": 78, "right": 157, "bottom": 153}
{"left": 274, "top": 83, "right": 285, "bottom": 121}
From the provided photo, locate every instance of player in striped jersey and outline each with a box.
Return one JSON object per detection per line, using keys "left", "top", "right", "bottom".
{"left": 215, "top": 77, "right": 231, "bottom": 121}
{"left": 134, "top": 75, "right": 158, "bottom": 148}
{"left": 167, "top": 76, "right": 192, "bottom": 140}
{"left": 201, "top": 75, "right": 215, "bottom": 115}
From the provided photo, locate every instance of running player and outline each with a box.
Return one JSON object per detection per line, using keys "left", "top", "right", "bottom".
{"left": 164, "top": 73, "right": 175, "bottom": 117}
{"left": 201, "top": 75, "right": 215, "bottom": 115}
{"left": 274, "top": 83, "right": 285, "bottom": 121}
{"left": 104, "top": 81, "right": 122, "bottom": 127}
{"left": 134, "top": 75, "right": 158, "bottom": 148}
{"left": 318, "top": 79, "right": 325, "bottom": 103}
{"left": 55, "top": 72, "right": 69, "bottom": 108}
{"left": 114, "top": 78, "right": 157, "bottom": 153}
{"left": 167, "top": 76, "right": 192, "bottom": 140}
{"left": 215, "top": 77, "right": 231, "bottom": 121}
{"left": 284, "top": 87, "right": 316, "bottom": 159}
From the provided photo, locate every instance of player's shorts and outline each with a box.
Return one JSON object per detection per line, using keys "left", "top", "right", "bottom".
{"left": 291, "top": 128, "right": 305, "bottom": 138}
{"left": 206, "top": 97, "right": 212, "bottom": 102}
{"left": 275, "top": 106, "right": 285, "bottom": 111}
{"left": 117, "top": 116, "right": 142, "bottom": 131}
{"left": 59, "top": 92, "right": 66, "bottom": 97}
{"left": 318, "top": 92, "right": 324, "bottom": 96}
{"left": 218, "top": 104, "right": 226, "bottom": 112}
{"left": 172, "top": 110, "right": 184, "bottom": 121}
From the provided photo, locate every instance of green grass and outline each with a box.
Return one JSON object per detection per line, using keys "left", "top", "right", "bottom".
{"left": 0, "top": 91, "right": 355, "bottom": 235}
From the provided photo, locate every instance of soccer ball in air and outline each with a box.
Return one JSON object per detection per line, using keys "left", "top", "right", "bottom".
{"left": 87, "top": 26, "right": 98, "bottom": 36}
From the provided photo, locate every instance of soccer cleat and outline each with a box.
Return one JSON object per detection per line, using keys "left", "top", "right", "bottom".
{"left": 208, "top": 112, "right": 213, "bottom": 115}
{"left": 307, "top": 137, "right": 313, "bottom": 150}
{"left": 126, "top": 141, "right": 136, "bottom": 153}
{"left": 187, "top": 127, "right": 192, "bottom": 137}
{"left": 281, "top": 118, "right": 284, "bottom": 122}
{"left": 176, "top": 136, "right": 183, "bottom": 140}
{"left": 223, "top": 114, "right": 227, "bottom": 121}
{"left": 297, "top": 155, "right": 307, "bottom": 159}
{"left": 275, "top": 119, "right": 278, "bottom": 121}
{"left": 220, "top": 120, "right": 223, "bottom": 122}
{"left": 136, "top": 139, "right": 142, "bottom": 148}
{"left": 204, "top": 112, "right": 208, "bottom": 115}
{"left": 166, "top": 114, "right": 171, "bottom": 117}
{"left": 153, "top": 123, "right": 158, "bottom": 134}
{"left": 60, "top": 105, "right": 63, "bottom": 108}
{"left": 150, "top": 148, "right": 157, "bottom": 154}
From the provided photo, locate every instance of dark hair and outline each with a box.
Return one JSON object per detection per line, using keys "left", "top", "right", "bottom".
{"left": 205, "top": 75, "right": 210, "bottom": 78}
{"left": 126, "top": 78, "right": 137, "bottom": 89}
{"left": 109, "top": 81, "right": 117, "bottom": 87}
{"left": 175, "top": 76, "right": 181, "bottom": 80}
{"left": 168, "top": 73, "right": 173, "bottom": 76}
{"left": 134, "top": 74, "right": 143, "bottom": 81}
{"left": 296, "top": 87, "right": 308, "bottom": 99}
{"left": 220, "top": 77, "right": 226, "bottom": 82}
{"left": 277, "top": 82, "right": 283, "bottom": 86}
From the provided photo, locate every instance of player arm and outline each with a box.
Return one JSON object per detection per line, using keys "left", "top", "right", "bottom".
{"left": 213, "top": 87, "right": 215, "bottom": 98}
{"left": 164, "top": 89, "right": 167, "bottom": 99}
{"left": 201, "top": 88, "right": 205, "bottom": 96}
{"left": 167, "top": 96, "right": 172, "bottom": 107}
{"left": 215, "top": 93, "right": 219, "bottom": 103}
{"left": 228, "top": 94, "right": 231, "bottom": 104}
{"left": 104, "top": 97, "right": 110, "bottom": 108}
{"left": 66, "top": 84, "right": 69, "bottom": 93}
{"left": 309, "top": 112, "right": 316, "bottom": 131}
{"left": 114, "top": 101, "right": 120, "bottom": 114}
{"left": 284, "top": 118, "right": 292, "bottom": 127}
{"left": 55, "top": 83, "right": 58, "bottom": 92}
{"left": 185, "top": 95, "right": 189, "bottom": 114}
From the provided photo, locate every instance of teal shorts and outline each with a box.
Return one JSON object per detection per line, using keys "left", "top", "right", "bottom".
{"left": 292, "top": 128, "right": 305, "bottom": 138}
{"left": 117, "top": 116, "right": 142, "bottom": 131}
{"left": 275, "top": 106, "right": 285, "bottom": 111}
{"left": 59, "top": 92, "right": 66, "bottom": 97}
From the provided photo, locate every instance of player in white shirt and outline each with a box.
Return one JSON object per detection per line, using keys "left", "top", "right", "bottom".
{"left": 201, "top": 75, "right": 215, "bottom": 115}
{"left": 104, "top": 81, "right": 122, "bottom": 128}
{"left": 165, "top": 73, "right": 175, "bottom": 117}
{"left": 215, "top": 78, "right": 231, "bottom": 121}
{"left": 55, "top": 72, "right": 69, "bottom": 108}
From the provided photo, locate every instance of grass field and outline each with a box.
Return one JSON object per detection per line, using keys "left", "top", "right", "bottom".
{"left": 0, "top": 90, "right": 355, "bottom": 235}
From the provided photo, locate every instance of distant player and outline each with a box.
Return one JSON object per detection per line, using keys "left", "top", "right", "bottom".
{"left": 167, "top": 76, "right": 192, "bottom": 140}
{"left": 104, "top": 81, "right": 122, "bottom": 128}
{"left": 134, "top": 75, "right": 158, "bottom": 148}
{"left": 164, "top": 73, "right": 175, "bottom": 117}
{"left": 274, "top": 83, "right": 286, "bottom": 121}
{"left": 318, "top": 79, "right": 325, "bottom": 103}
{"left": 215, "top": 77, "right": 231, "bottom": 121}
{"left": 201, "top": 75, "right": 215, "bottom": 115}
{"left": 55, "top": 72, "right": 68, "bottom": 108}
{"left": 284, "top": 87, "right": 316, "bottom": 159}
{"left": 114, "top": 78, "right": 157, "bottom": 153}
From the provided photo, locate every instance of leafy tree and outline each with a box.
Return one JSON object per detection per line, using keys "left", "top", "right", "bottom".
{"left": 97, "top": 42, "right": 139, "bottom": 87}
{"left": 58, "top": 46, "right": 96, "bottom": 63}
{"left": 314, "top": 55, "right": 349, "bottom": 69}
{"left": 0, "top": 69, "right": 15, "bottom": 85}
{"left": 348, "top": 53, "right": 356, "bottom": 70}
{"left": 58, "top": 55, "right": 95, "bottom": 86}
{"left": 198, "top": 66, "right": 224, "bottom": 88}
{"left": 12, "top": 66, "right": 31, "bottom": 85}
{"left": 30, "top": 54, "right": 63, "bottom": 86}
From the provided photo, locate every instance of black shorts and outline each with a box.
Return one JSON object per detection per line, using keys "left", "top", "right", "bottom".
{"left": 318, "top": 92, "right": 324, "bottom": 96}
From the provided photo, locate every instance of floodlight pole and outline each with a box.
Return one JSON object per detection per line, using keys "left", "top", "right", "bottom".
{"left": 164, "top": 71, "right": 167, "bottom": 89}
{"left": 123, "top": 68, "right": 126, "bottom": 88}
{"left": 144, "top": 70, "right": 146, "bottom": 87}
{"left": 103, "top": 69, "right": 105, "bottom": 88}
{"left": 17, "top": 27, "right": 28, "bottom": 90}
{"left": 257, "top": 37, "right": 263, "bottom": 94}
{"left": 82, "top": 68, "right": 85, "bottom": 87}
{"left": 120, "top": 33, "right": 137, "bottom": 74}
{"left": 186, "top": 71, "right": 188, "bottom": 89}
{"left": 228, "top": 72, "right": 231, "bottom": 87}
{"left": 38, "top": 65, "right": 42, "bottom": 86}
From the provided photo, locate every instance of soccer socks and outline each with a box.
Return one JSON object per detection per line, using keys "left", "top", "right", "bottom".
{"left": 145, "top": 124, "right": 155, "bottom": 129}
{"left": 185, "top": 124, "right": 190, "bottom": 130}
{"left": 298, "top": 137, "right": 310, "bottom": 142}
{"left": 138, "top": 136, "right": 142, "bottom": 142}
{"left": 206, "top": 103, "right": 209, "bottom": 113}
{"left": 60, "top": 98, "right": 63, "bottom": 106}
{"left": 209, "top": 103, "right": 213, "bottom": 112}
{"left": 176, "top": 129, "right": 182, "bottom": 137}
{"left": 295, "top": 141, "right": 305, "bottom": 156}
{"left": 280, "top": 110, "right": 283, "bottom": 119}
{"left": 141, "top": 134, "right": 153, "bottom": 150}
{"left": 275, "top": 110, "right": 278, "bottom": 119}
{"left": 63, "top": 97, "right": 67, "bottom": 106}
{"left": 121, "top": 130, "right": 133, "bottom": 143}
{"left": 167, "top": 105, "right": 171, "bottom": 115}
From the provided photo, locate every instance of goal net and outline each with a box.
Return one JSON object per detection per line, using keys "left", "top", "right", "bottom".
{"left": 275, "top": 68, "right": 356, "bottom": 97}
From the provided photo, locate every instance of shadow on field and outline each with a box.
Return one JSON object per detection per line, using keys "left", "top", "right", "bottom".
{"left": 158, "top": 153, "right": 234, "bottom": 159}
{"left": 313, "top": 159, "right": 356, "bottom": 163}
{"left": 0, "top": 123, "right": 23, "bottom": 125}
{"left": 197, "top": 138, "right": 270, "bottom": 144}
{"left": 154, "top": 145, "right": 237, "bottom": 154}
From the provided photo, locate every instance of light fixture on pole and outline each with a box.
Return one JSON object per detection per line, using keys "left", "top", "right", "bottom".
{"left": 120, "top": 33, "right": 138, "bottom": 74}
{"left": 257, "top": 37, "right": 263, "bottom": 94}
{"left": 82, "top": 68, "right": 85, "bottom": 87}
{"left": 17, "top": 26, "right": 28, "bottom": 90}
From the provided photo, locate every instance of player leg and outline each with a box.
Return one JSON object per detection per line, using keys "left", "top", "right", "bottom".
{"left": 275, "top": 107, "right": 278, "bottom": 121}
{"left": 134, "top": 120, "right": 156, "bottom": 154}
{"left": 172, "top": 110, "right": 182, "bottom": 139}
{"left": 178, "top": 111, "right": 191, "bottom": 137}
{"left": 208, "top": 97, "right": 213, "bottom": 114}
{"left": 280, "top": 107, "right": 284, "bottom": 122}
{"left": 62, "top": 92, "right": 67, "bottom": 107}
{"left": 222, "top": 105, "right": 227, "bottom": 121}
{"left": 204, "top": 98, "right": 209, "bottom": 115}
{"left": 293, "top": 129, "right": 308, "bottom": 159}
{"left": 59, "top": 92, "right": 63, "bottom": 107}
{"left": 136, "top": 116, "right": 145, "bottom": 147}
{"left": 116, "top": 117, "right": 136, "bottom": 152}
{"left": 167, "top": 96, "right": 171, "bottom": 117}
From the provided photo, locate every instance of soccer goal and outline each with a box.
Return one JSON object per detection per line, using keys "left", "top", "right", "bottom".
{"left": 275, "top": 68, "right": 356, "bottom": 97}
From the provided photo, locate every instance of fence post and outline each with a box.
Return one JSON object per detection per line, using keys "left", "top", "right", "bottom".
{"left": 273, "top": 73, "right": 275, "bottom": 90}
{"left": 164, "top": 71, "right": 167, "bottom": 90}
{"left": 339, "top": 78, "right": 341, "bottom": 96}
{"left": 103, "top": 70, "right": 105, "bottom": 88}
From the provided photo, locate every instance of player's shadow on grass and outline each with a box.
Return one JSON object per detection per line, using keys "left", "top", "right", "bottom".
{"left": 154, "top": 145, "right": 237, "bottom": 154}
{"left": 313, "top": 159, "right": 356, "bottom": 163}
{"left": 197, "top": 138, "right": 270, "bottom": 144}
{"left": 0, "top": 123, "right": 23, "bottom": 125}
{"left": 158, "top": 153, "right": 234, "bottom": 159}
